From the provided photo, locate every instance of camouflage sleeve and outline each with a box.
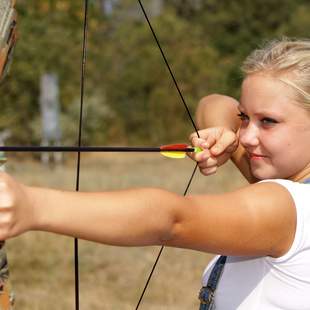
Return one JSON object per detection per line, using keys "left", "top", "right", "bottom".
{"left": 0, "top": 0, "right": 17, "bottom": 82}
{"left": 0, "top": 241, "right": 14, "bottom": 310}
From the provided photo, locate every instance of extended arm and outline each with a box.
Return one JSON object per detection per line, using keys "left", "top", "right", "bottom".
{"left": 0, "top": 173, "right": 295, "bottom": 258}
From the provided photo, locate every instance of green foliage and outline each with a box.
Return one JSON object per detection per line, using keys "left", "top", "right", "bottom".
{"left": 0, "top": 0, "right": 309, "bottom": 146}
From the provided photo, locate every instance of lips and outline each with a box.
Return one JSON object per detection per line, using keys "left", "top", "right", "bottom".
{"left": 248, "top": 152, "right": 267, "bottom": 159}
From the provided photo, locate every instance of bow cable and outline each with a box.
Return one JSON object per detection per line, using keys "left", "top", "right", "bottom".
{"left": 137, "top": 0, "right": 200, "bottom": 138}
{"left": 135, "top": 1, "right": 200, "bottom": 309}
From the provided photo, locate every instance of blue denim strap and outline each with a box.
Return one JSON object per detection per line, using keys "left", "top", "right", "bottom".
{"left": 198, "top": 255, "right": 227, "bottom": 310}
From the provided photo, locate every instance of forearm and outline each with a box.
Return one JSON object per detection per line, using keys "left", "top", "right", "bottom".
{"left": 196, "top": 94, "right": 241, "bottom": 131}
{"left": 27, "top": 186, "right": 180, "bottom": 246}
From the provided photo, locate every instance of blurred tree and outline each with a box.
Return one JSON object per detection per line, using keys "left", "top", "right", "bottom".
{"left": 165, "top": 0, "right": 308, "bottom": 96}
{"left": 0, "top": 0, "right": 308, "bottom": 147}
{"left": 283, "top": 3, "right": 310, "bottom": 37}
{"left": 98, "top": 9, "right": 220, "bottom": 143}
{"left": 0, "top": 0, "right": 86, "bottom": 144}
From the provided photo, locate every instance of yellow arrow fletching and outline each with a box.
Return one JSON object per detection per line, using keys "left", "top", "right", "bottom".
{"left": 159, "top": 146, "right": 202, "bottom": 159}
{"left": 160, "top": 151, "right": 187, "bottom": 159}
{"left": 160, "top": 143, "right": 188, "bottom": 159}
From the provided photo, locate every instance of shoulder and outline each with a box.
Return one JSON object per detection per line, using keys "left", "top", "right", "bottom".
{"left": 260, "top": 179, "right": 310, "bottom": 259}
{"left": 236, "top": 179, "right": 294, "bottom": 202}
{"left": 174, "top": 180, "right": 296, "bottom": 256}
{"left": 254, "top": 179, "right": 309, "bottom": 212}
{"left": 236, "top": 179, "right": 299, "bottom": 258}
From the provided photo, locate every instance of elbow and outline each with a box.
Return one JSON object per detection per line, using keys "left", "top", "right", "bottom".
{"left": 147, "top": 188, "right": 185, "bottom": 245}
{"left": 197, "top": 94, "right": 221, "bottom": 113}
{"left": 152, "top": 190, "right": 191, "bottom": 246}
{"left": 198, "top": 94, "right": 239, "bottom": 109}
{"left": 196, "top": 94, "right": 226, "bottom": 128}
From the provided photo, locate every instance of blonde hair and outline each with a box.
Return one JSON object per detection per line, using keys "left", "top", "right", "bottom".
{"left": 241, "top": 38, "right": 310, "bottom": 108}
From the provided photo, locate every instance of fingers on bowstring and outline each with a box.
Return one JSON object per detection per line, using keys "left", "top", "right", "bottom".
{"left": 189, "top": 131, "right": 216, "bottom": 149}
{"left": 188, "top": 131, "right": 214, "bottom": 163}
{"left": 188, "top": 133, "right": 218, "bottom": 176}
{"left": 188, "top": 140, "right": 211, "bottom": 162}
{"left": 210, "top": 130, "right": 237, "bottom": 156}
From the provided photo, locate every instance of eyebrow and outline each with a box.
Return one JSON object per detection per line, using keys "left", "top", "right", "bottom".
{"left": 237, "top": 105, "right": 283, "bottom": 118}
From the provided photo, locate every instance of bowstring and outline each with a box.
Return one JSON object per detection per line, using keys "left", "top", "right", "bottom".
{"left": 74, "top": 1, "right": 89, "bottom": 309}
{"left": 135, "top": 1, "right": 200, "bottom": 309}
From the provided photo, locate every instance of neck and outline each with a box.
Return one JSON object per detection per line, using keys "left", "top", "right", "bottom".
{"left": 289, "top": 164, "right": 310, "bottom": 183}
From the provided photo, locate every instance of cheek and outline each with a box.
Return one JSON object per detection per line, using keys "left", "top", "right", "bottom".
{"left": 260, "top": 126, "right": 299, "bottom": 154}
{"left": 267, "top": 132, "right": 310, "bottom": 175}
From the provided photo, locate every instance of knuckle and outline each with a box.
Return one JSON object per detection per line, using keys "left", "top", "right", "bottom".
{"left": 207, "top": 157, "right": 217, "bottom": 166}
{"left": 204, "top": 167, "right": 217, "bottom": 175}
{"left": 226, "top": 145, "right": 237, "bottom": 153}
{"left": 190, "top": 137, "right": 198, "bottom": 146}
{"left": 189, "top": 133, "right": 199, "bottom": 141}
{"left": 1, "top": 214, "right": 12, "bottom": 226}
{"left": 200, "top": 168, "right": 209, "bottom": 176}
{"left": 211, "top": 145, "right": 223, "bottom": 155}
{"left": 198, "top": 162, "right": 207, "bottom": 169}
{"left": 226, "top": 131, "right": 237, "bottom": 142}
{"left": 0, "top": 192, "right": 15, "bottom": 209}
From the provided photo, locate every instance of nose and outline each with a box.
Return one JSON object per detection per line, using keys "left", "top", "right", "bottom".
{"left": 239, "top": 123, "right": 260, "bottom": 148}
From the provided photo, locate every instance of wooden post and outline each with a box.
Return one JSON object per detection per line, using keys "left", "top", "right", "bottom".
{"left": 39, "top": 73, "right": 62, "bottom": 165}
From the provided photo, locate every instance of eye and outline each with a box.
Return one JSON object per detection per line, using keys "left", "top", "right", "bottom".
{"left": 261, "top": 117, "right": 277, "bottom": 125}
{"left": 237, "top": 112, "right": 249, "bottom": 121}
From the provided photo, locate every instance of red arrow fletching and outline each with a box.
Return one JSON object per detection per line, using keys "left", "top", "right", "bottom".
{"left": 160, "top": 143, "right": 189, "bottom": 151}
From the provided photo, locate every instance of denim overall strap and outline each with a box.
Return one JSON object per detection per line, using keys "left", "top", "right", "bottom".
{"left": 198, "top": 255, "right": 227, "bottom": 310}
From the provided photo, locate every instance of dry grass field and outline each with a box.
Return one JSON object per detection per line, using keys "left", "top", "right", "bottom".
{"left": 4, "top": 154, "right": 247, "bottom": 309}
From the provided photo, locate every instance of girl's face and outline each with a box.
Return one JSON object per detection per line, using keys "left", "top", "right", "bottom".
{"left": 239, "top": 73, "right": 310, "bottom": 181}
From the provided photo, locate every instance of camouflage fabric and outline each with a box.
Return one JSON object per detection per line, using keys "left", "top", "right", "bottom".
{"left": 0, "top": 242, "right": 14, "bottom": 310}
{"left": 0, "top": 0, "right": 17, "bottom": 82}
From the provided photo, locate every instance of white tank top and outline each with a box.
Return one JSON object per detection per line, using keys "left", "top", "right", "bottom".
{"left": 202, "top": 179, "right": 310, "bottom": 309}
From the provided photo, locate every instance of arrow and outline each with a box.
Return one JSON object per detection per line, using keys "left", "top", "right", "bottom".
{"left": 0, "top": 144, "right": 202, "bottom": 159}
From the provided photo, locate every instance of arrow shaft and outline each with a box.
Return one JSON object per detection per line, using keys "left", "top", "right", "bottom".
{"left": 0, "top": 146, "right": 195, "bottom": 153}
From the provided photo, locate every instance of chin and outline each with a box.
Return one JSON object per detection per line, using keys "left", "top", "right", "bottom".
{"left": 251, "top": 168, "right": 279, "bottom": 180}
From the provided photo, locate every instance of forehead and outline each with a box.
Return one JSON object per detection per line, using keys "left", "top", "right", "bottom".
{"left": 240, "top": 74, "right": 303, "bottom": 114}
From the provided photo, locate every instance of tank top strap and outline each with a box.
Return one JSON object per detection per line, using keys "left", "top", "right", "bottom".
{"left": 198, "top": 256, "right": 227, "bottom": 310}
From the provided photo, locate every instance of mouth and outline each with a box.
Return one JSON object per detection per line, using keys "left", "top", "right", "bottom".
{"left": 247, "top": 152, "right": 267, "bottom": 160}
